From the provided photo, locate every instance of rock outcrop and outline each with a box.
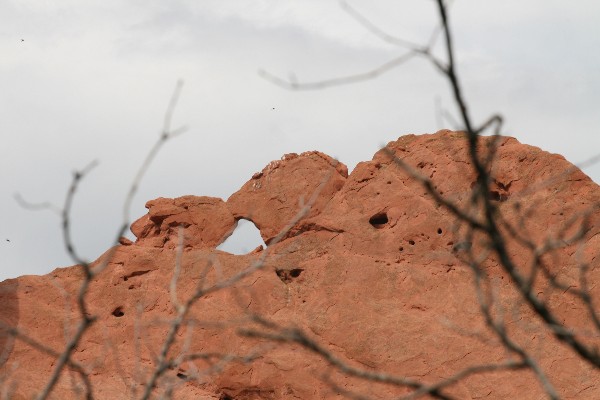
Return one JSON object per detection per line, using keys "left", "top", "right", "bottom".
{"left": 1, "top": 131, "right": 599, "bottom": 399}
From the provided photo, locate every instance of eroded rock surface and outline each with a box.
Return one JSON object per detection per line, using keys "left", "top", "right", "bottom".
{"left": 227, "top": 151, "right": 348, "bottom": 244}
{"left": 1, "top": 131, "right": 599, "bottom": 399}
{"left": 131, "top": 195, "right": 236, "bottom": 249}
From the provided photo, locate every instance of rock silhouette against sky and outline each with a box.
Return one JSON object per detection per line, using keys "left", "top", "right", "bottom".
{"left": 1, "top": 131, "right": 599, "bottom": 399}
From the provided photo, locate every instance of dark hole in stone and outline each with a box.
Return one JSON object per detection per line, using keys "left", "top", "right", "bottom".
{"left": 276, "top": 268, "right": 304, "bottom": 283}
{"left": 369, "top": 212, "right": 388, "bottom": 228}
{"left": 112, "top": 307, "right": 124, "bottom": 317}
{"left": 290, "top": 268, "right": 303, "bottom": 278}
{"left": 496, "top": 181, "right": 511, "bottom": 191}
{"left": 220, "top": 394, "right": 234, "bottom": 400}
{"left": 176, "top": 372, "right": 187, "bottom": 380}
{"left": 489, "top": 190, "right": 508, "bottom": 202}
{"left": 399, "top": 247, "right": 404, "bottom": 252}
{"left": 387, "top": 181, "right": 392, "bottom": 184}
{"left": 437, "top": 228, "right": 442, "bottom": 234}
{"left": 409, "top": 240, "right": 415, "bottom": 245}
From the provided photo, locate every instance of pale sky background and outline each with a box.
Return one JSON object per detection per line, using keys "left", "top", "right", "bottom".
{"left": 1, "top": 1, "right": 599, "bottom": 282}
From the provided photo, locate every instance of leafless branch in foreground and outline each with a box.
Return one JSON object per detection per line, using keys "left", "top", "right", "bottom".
{"left": 257, "top": 1, "right": 600, "bottom": 398}
{"left": 0, "top": 321, "right": 92, "bottom": 399}
{"left": 259, "top": 0, "right": 452, "bottom": 91}
{"left": 239, "top": 315, "right": 533, "bottom": 400}
{"left": 139, "top": 161, "right": 340, "bottom": 399}
{"left": 6, "top": 0, "right": 600, "bottom": 398}
{"left": 7, "top": 81, "right": 186, "bottom": 400}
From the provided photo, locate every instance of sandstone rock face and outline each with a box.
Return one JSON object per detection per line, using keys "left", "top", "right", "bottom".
{"left": 1, "top": 131, "right": 599, "bottom": 399}
{"left": 227, "top": 151, "right": 348, "bottom": 244}
{"left": 131, "top": 196, "right": 236, "bottom": 249}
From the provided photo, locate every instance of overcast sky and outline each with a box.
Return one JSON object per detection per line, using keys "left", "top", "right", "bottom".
{"left": 1, "top": 1, "right": 600, "bottom": 282}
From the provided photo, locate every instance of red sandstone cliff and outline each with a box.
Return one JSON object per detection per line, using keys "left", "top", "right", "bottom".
{"left": 1, "top": 131, "right": 599, "bottom": 399}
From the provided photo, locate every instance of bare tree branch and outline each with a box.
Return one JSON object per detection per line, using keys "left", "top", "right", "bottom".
{"left": 259, "top": 52, "right": 419, "bottom": 90}
{"left": 0, "top": 321, "right": 92, "bottom": 399}
{"left": 30, "top": 81, "right": 187, "bottom": 400}
{"left": 140, "top": 162, "right": 339, "bottom": 399}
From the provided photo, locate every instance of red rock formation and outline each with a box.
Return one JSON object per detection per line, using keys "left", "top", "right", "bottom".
{"left": 227, "top": 151, "right": 348, "bottom": 244}
{"left": 1, "top": 131, "right": 599, "bottom": 399}
{"left": 131, "top": 195, "right": 235, "bottom": 249}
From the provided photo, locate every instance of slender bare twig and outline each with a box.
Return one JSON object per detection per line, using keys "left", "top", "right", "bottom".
{"left": 0, "top": 321, "right": 92, "bottom": 398}
{"left": 259, "top": 52, "right": 419, "bottom": 90}
{"left": 381, "top": 146, "right": 486, "bottom": 231}
{"left": 258, "top": 0, "right": 451, "bottom": 91}
{"left": 428, "top": 0, "right": 600, "bottom": 374}
{"left": 259, "top": 0, "right": 600, "bottom": 397}
{"left": 13, "top": 194, "right": 61, "bottom": 214}
{"left": 239, "top": 323, "right": 454, "bottom": 400}
{"left": 468, "top": 254, "right": 560, "bottom": 399}
{"left": 340, "top": 0, "right": 424, "bottom": 49}
{"left": 240, "top": 315, "right": 538, "bottom": 400}
{"left": 400, "top": 360, "right": 527, "bottom": 400}
{"left": 31, "top": 81, "right": 186, "bottom": 400}
{"left": 140, "top": 162, "right": 339, "bottom": 399}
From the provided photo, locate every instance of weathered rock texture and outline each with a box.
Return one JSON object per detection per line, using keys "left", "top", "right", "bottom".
{"left": 1, "top": 131, "right": 599, "bottom": 399}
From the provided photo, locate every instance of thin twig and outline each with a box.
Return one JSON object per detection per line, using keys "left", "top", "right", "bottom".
{"left": 34, "top": 81, "right": 186, "bottom": 400}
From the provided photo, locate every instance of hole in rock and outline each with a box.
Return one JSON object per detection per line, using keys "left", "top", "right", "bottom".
{"left": 290, "top": 268, "right": 303, "bottom": 278}
{"left": 220, "top": 394, "right": 234, "bottom": 400}
{"left": 408, "top": 240, "right": 415, "bottom": 246}
{"left": 369, "top": 212, "right": 388, "bottom": 229}
{"left": 489, "top": 190, "right": 508, "bottom": 202}
{"left": 437, "top": 228, "right": 442, "bottom": 235}
{"left": 217, "top": 219, "right": 266, "bottom": 255}
{"left": 176, "top": 372, "right": 187, "bottom": 380}
{"left": 112, "top": 307, "right": 124, "bottom": 317}
{"left": 276, "top": 268, "right": 304, "bottom": 283}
